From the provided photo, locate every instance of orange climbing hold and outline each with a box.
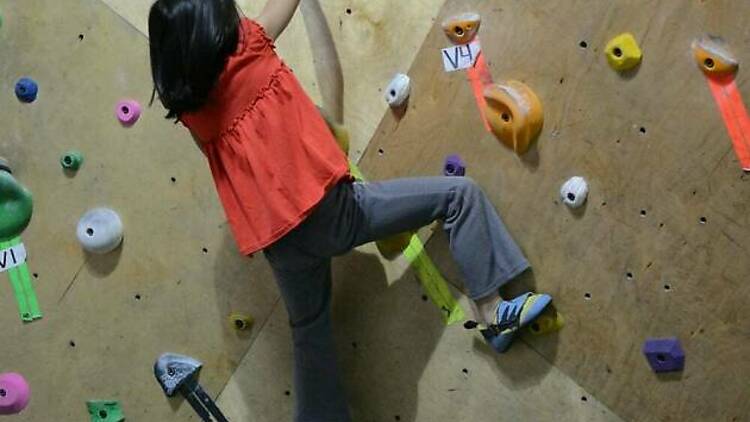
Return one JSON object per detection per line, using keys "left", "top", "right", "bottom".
{"left": 483, "top": 81, "right": 544, "bottom": 155}
{"left": 692, "top": 35, "right": 739, "bottom": 75}
{"left": 442, "top": 13, "right": 481, "bottom": 45}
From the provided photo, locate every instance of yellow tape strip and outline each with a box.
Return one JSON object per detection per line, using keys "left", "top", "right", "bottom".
{"left": 349, "top": 160, "right": 465, "bottom": 325}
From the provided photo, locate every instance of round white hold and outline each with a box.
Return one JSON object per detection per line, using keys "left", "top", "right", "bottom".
{"left": 384, "top": 73, "right": 411, "bottom": 107}
{"left": 76, "top": 208, "right": 124, "bottom": 254}
{"left": 560, "top": 176, "right": 589, "bottom": 209}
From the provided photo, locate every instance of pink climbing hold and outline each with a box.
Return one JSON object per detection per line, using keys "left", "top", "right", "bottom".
{"left": 0, "top": 372, "right": 31, "bottom": 415}
{"left": 115, "top": 99, "right": 141, "bottom": 126}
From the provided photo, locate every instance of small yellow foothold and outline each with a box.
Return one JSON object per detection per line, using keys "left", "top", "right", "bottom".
{"left": 605, "top": 33, "right": 643, "bottom": 71}
{"left": 376, "top": 231, "right": 413, "bottom": 260}
{"left": 229, "top": 313, "right": 254, "bottom": 331}
{"left": 483, "top": 81, "right": 544, "bottom": 155}
{"left": 528, "top": 309, "right": 564, "bottom": 336}
{"left": 442, "top": 13, "right": 481, "bottom": 45}
{"left": 691, "top": 35, "right": 738, "bottom": 75}
{"left": 318, "top": 107, "right": 350, "bottom": 156}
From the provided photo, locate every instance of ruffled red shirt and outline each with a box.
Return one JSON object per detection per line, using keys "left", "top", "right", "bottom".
{"left": 181, "top": 18, "right": 350, "bottom": 255}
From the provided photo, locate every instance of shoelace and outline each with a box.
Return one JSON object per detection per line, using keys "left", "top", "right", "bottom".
{"left": 487, "top": 300, "right": 523, "bottom": 334}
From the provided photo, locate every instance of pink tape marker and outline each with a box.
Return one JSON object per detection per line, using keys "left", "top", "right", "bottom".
{"left": 115, "top": 99, "right": 142, "bottom": 126}
{"left": 0, "top": 373, "right": 31, "bottom": 415}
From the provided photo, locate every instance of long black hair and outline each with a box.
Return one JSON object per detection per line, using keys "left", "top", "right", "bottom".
{"left": 148, "top": 0, "right": 241, "bottom": 119}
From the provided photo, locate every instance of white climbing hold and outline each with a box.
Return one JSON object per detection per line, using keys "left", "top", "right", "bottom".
{"left": 384, "top": 73, "right": 411, "bottom": 107}
{"left": 76, "top": 208, "right": 124, "bottom": 254}
{"left": 560, "top": 177, "right": 589, "bottom": 209}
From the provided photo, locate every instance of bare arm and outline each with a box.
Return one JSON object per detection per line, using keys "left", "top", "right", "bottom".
{"left": 300, "top": 0, "right": 344, "bottom": 123}
{"left": 255, "top": 0, "right": 302, "bottom": 40}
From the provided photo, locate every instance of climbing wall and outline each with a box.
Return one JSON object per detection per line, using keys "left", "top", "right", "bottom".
{"left": 359, "top": 0, "right": 750, "bottom": 421}
{"left": 0, "top": 0, "right": 280, "bottom": 420}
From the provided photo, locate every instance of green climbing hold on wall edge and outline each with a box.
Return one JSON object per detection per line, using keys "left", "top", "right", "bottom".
{"left": 0, "top": 158, "right": 34, "bottom": 241}
{"left": 61, "top": 150, "right": 84, "bottom": 171}
{"left": 86, "top": 400, "right": 125, "bottom": 422}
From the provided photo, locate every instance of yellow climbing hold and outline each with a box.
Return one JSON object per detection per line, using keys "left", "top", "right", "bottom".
{"left": 229, "top": 313, "right": 254, "bottom": 331}
{"left": 691, "top": 35, "right": 738, "bottom": 76}
{"left": 442, "top": 13, "right": 481, "bottom": 45}
{"left": 605, "top": 33, "right": 642, "bottom": 71}
{"left": 528, "top": 308, "right": 564, "bottom": 336}
{"left": 376, "top": 231, "right": 414, "bottom": 260}
{"left": 483, "top": 81, "right": 544, "bottom": 155}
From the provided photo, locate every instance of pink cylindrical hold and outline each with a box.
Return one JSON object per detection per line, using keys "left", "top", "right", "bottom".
{"left": 115, "top": 99, "right": 142, "bottom": 126}
{"left": 0, "top": 373, "right": 31, "bottom": 415}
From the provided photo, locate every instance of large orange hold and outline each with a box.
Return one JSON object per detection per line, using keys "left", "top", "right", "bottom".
{"left": 442, "top": 13, "right": 481, "bottom": 45}
{"left": 483, "top": 81, "right": 544, "bottom": 155}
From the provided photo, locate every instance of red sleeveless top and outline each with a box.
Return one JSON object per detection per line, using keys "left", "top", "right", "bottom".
{"left": 181, "top": 18, "right": 351, "bottom": 255}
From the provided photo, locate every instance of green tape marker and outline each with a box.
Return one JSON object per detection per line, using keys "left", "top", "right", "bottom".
{"left": 349, "top": 161, "right": 465, "bottom": 325}
{"left": 2, "top": 238, "right": 41, "bottom": 322}
{"left": 86, "top": 400, "right": 125, "bottom": 422}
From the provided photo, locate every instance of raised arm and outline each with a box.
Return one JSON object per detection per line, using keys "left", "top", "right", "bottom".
{"left": 255, "top": 0, "right": 302, "bottom": 40}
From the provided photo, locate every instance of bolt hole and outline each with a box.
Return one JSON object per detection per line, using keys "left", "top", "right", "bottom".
{"left": 234, "top": 319, "right": 245, "bottom": 329}
{"left": 86, "top": 228, "right": 95, "bottom": 237}
{"left": 395, "top": 416, "right": 401, "bottom": 421}
{"left": 567, "top": 192, "right": 576, "bottom": 201}
{"left": 584, "top": 292, "right": 591, "bottom": 300}
{"left": 446, "top": 164, "right": 455, "bottom": 173}
{"left": 135, "top": 294, "right": 141, "bottom": 300}
{"left": 640, "top": 209, "right": 647, "bottom": 217}
{"left": 626, "top": 272, "right": 634, "bottom": 280}
{"left": 0, "top": 389, "right": 5, "bottom": 397}
{"left": 613, "top": 47, "right": 623, "bottom": 57}
{"left": 656, "top": 354, "right": 666, "bottom": 362}
{"left": 639, "top": 127, "right": 647, "bottom": 135}
{"left": 167, "top": 368, "right": 176, "bottom": 376}
{"left": 581, "top": 395, "right": 588, "bottom": 402}
{"left": 202, "top": 247, "right": 208, "bottom": 254}
{"left": 64, "top": 156, "right": 73, "bottom": 165}
{"left": 99, "top": 410, "right": 108, "bottom": 418}
{"left": 501, "top": 112, "right": 511, "bottom": 122}
{"left": 378, "top": 148, "right": 384, "bottom": 155}
{"left": 699, "top": 216, "right": 707, "bottom": 224}
{"left": 121, "top": 106, "right": 130, "bottom": 115}
{"left": 704, "top": 58, "right": 715, "bottom": 69}
{"left": 579, "top": 40, "right": 588, "bottom": 48}
{"left": 170, "top": 177, "right": 176, "bottom": 183}
{"left": 345, "top": 8, "right": 352, "bottom": 14}
{"left": 421, "top": 295, "right": 428, "bottom": 302}
{"left": 78, "top": 34, "right": 84, "bottom": 41}
{"left": 285, "top": 390, "right": 291, "bottom": 396}
{"left": 559, "top": 77, "right": 565, "bottom": 84}
{"left": 663, "top": 284, "right": 671, "bottom": 291}
{"left": 454, "top": 26, "right": 464, "bottom": 36}
{"left": 352, "top": 341, "right": 357, "bottom": 348}
{"left": 69, "top": 340, "right": 76, "bottom": 347}
{"left": 33, "top": 273, "right": 39, "bottom": 278}
{"left": 389, "top": 90, "right": 396, "bottom": 97}
{"left": 601, "top": 201, "right": 607, "bottom": 207}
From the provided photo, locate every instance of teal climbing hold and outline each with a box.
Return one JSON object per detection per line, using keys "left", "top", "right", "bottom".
{"left": 0, "top": 164, "right": 33, "bottom": 241}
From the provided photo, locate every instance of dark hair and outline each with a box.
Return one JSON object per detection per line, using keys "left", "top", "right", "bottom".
{"left": 148, "top": 0, "right": 240, "bottom": 119}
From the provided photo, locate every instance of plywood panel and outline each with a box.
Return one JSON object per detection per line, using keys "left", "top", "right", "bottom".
{"left": 0, "top": 1, "right": 279, "bottom": 420}
{"left": 218, "top": 246, "right": 623, "bottom": 422}
{"left": 100, "top": 0, "right": 445, "bottom": 161}
{"left": 359, "top": 0, "right": 750, "bottom": 421}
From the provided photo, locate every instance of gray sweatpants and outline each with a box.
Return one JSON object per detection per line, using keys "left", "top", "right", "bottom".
{"left": 262, "top": 176, "right": 529, "bottom": 422}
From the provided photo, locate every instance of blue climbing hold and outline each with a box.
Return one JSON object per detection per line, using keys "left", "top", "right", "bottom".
{"left": 15, "top": 78, "right": 38, "bottom": 103}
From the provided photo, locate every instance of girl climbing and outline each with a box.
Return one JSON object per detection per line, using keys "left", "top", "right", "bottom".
{"left": 147, "top": 0, "right": 552, "bottom": 420}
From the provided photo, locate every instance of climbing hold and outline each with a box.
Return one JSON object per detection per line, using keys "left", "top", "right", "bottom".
{"left": 86, "top": 400, "right": 125, "bottom": 422}
{"left": 15, "top": 78, "right": 38, "bottom": 103}
{"left": 444, "top": 154, "right": 466, "bottom": 176}
{"left": 605, "top": 33, "right": 642, "bottom": 71}
{"left": 642, "top": 337, "right": 685, "bottom": 373}
{"left": 76, "top": 208, "right": 123, "bottom": 254}
{"left": 317, "top": 106, "right": 350, "bottom": 155}
{"left": 692, "top": 35, "right": 738, "bottom": 75}
{"left": 61, "top": 151, "right": 84, "bottom": 171}
{"left": 115, "top": 99, "right": 141, "bottom": 126}
{"left": 0, "top": 162, "right": 34, "bottom": 241}
{"left": 376, "top": 231, "right": 413, "bottom": 260}
{"left": 442, "top": 13, "right": 481, "bottom": 45}
{"left": 528, "top": 308, "right": 565, "bottom": 335}
{"left": 154, "top": 353, "right": 230, "bottom": 420}
{"left": 483, "top": 81, "right": 544, "bottom": 155}
{"left": 0, "top": 373, "right": 31, "bottom": 415}
{"left": 560, "top": 177, "right": 589, "bottom": 209}
{"left": 384, "top": 73, "right": 411, "bottom": 108}
{"left": 229, "top": 313, "right": 254, "bottom": 331}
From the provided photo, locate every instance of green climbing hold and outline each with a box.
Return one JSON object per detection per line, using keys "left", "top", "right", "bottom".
{"left": 0, "top": 164, "right": 33, "bottom": 241}
{"left": 86, "top": 400, "right": 125, "bottom": 422}
{"left": 61, "top": 150, "right": 84, "bottom": 171}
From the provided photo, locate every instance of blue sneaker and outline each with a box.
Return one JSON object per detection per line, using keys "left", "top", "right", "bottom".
{"left": 478, "top": 292, "right": 552, "bottom": 353}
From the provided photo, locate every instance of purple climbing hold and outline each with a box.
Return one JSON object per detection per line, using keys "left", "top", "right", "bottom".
{"left": 115, "top": 99, "right": 141, "bottom": 126}
{"left": 642, "top": 337, "right": 685, "bottom": 373}
{"left": 444, "top": 154, "right": 466, "bottom": 177}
